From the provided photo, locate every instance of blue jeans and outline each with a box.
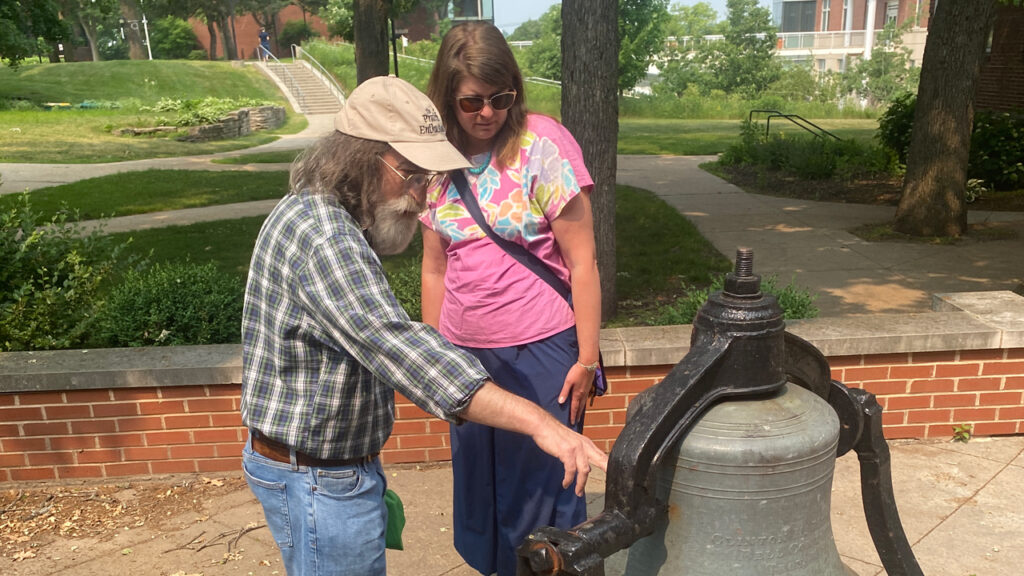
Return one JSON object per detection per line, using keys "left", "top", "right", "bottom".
{"left": 242, "top": 436, "right": 388, "bottom": 576}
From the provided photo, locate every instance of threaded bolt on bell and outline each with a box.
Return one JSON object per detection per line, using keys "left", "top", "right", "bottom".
{"left": 725, "top": 247, "right": 761, "bottom": 297}
{"left": 734, "top": 247, "right": 754, "bottom": 277}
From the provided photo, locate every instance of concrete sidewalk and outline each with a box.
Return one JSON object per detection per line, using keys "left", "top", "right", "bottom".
{"left": 10, "top": 437, "right": 1022, "bottom": 576}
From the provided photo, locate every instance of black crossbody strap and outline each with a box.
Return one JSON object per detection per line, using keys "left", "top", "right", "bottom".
{"left": 450, "top": 170, "right": 571, "bottom": 303}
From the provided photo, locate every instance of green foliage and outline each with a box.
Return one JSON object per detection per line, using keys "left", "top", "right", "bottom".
{"left": 508, "top": 18, "right": 544, "bottom": 41}
{"left": 0, "top": 0, "right": 69, "bottom": 68}
{"left": 0, "top": 193, "right": 138, "bottom": 351}
{"left": 875, "top": 92, "right": 916, "bottom": 164}
{"left": 322, "top": 0, "right": 354, "bottom": 42}
{"left": 721, "top": 120, "right": 897, "bottom": 182}
{"left": 971, "top": 110, "right": 1024, "bottom": 190}
{"left": 664, "top": 1, "right": 721, "bottom": 38}
{"left": 188, "top": 49, "right": 208, "bottom": 60}
{"left": 279, "top": 19, "right": 321, "bottom": 49}
{"left": 151, "top": 16, "right": 199, "bottom": 59}
{"left": 140, "top": 96, "right": 272, "bottom": 126}
{"left": 652, "top": 273, "right": 819, "bottom": 326}
{"left": 951, "top": 423, "right": 973, "bottom": 443}
{"left": 619, "top": 0, "right": 671, "bottom": 93}
{"left": 94, "top": 261, "right": 243, "bottom": 347}
{"left": 519, "top": 4, "right": 563, "bottom": 81}
{"left": 384, "top": 260, "right": 422, "bottom": 321}
{"left": 841, "top": 21, "right": 919, "bottom": 106}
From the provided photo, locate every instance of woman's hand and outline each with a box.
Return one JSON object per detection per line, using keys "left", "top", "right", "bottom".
{"left": 559, "top": 361, "right": 595, "bottom": 426}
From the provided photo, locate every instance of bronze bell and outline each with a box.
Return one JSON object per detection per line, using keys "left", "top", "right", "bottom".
{"left": 516, "top": 248, "right": 922, "bottom": 576}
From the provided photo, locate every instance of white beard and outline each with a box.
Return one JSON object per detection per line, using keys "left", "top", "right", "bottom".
{"left": 365, "top": 194, "right": 423, "bottom": 255}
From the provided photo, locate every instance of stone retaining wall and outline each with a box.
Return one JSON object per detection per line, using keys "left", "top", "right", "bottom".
{"left": 177, "top": 105, "right": 286, "bottom": 143}
{"left": 1, "top": 291, "right": 1022, "bottom": 483}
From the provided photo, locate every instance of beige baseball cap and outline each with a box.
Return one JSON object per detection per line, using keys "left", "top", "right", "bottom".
{"left": 335, "top": 75, "right": 471, "bottom": 171}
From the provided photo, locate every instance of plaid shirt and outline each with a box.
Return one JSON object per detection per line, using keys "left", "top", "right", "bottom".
{"left": 241, "top": 191, "right": 488, "bottom": 460}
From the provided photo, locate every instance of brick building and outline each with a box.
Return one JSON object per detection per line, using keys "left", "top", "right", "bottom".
{"left": 975, "top": 3, "right": 1024, "bottom": 112}
{"left": 190, "top": 5, "right": 329, "bottom": 61}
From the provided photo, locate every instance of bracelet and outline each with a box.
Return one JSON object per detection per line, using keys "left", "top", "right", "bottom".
{"left": 576, "top": 360, "right": 599, "bottom": 373}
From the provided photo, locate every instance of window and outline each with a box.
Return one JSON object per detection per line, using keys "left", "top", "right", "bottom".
{"left": 781, "top": 0, "right": 816, "bottom": 32}
{"left": 886, "top": 2, "right": 899, "bottom": 24}
{"left": 842, "top": 0, "right": 850, "bottom": 30}
{"left": 821, "top": 0, "right": 831, "bottom": 31}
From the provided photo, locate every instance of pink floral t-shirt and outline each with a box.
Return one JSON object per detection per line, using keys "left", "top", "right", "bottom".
{"left": 420, "top": 114, "right": 593, "bottom": 348}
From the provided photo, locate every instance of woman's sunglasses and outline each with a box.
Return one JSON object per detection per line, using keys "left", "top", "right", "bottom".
{"left": 456, "top": 90, "right": 517, "bottom": 114}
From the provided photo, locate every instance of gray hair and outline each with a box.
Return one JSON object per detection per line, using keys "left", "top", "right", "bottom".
{"left": 288, "top": 131, "right": 390, "bottom": 228}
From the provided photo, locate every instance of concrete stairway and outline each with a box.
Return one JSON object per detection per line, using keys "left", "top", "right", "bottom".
{"left": 266, "top": 62, "right": 343, "bottom": 115}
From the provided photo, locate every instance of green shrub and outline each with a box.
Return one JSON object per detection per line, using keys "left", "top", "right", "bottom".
{"left": 139, "top": 96, "right": 271, "bottom": 126}
{"left": 94, "top": 261, "right": 243, "bottom": 347}
{"left": 151, "top": 16, "right": 199, "bottom": 59}
{"left": 187, "top": 49, "right": 208, "bottom": 61}
{"left": 384, "top": 261, "right": 421, "bottom": 322}
{"left": 0, "top": 194, "right": 138, "bottom": 351}
{"left": 970, "top": 110, "right": 1024, "bottom": 190}
{"left": 279, "top": 20, "right": 320, "bottom": 50}
{"left": 875, "top": 92, "right": 916, "bottom": 165}
{"left": 652, "top": 274, "right": 819, "bottom": 326}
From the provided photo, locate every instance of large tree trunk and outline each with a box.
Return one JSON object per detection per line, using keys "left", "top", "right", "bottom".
{"left": 119, "top": 0, "right": 146, "bottom": 60}
{"left": 562, "top": 0, "right": 619, "bottom": 321}
{"left": 893, "top": 0, "right": 998, "bottom": 237}
{"left": 206, "top": 21, "right": 219, "bottom": 60}
{"left": 353, "top": 0, "right": 390, "bottom": 84}
{"left": 77, "top": 14, "right": 101, "bottom": 62}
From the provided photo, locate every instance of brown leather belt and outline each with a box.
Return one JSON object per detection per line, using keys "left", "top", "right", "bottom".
{"left": 251, "top": 432, "right": 377, "bottom": 468}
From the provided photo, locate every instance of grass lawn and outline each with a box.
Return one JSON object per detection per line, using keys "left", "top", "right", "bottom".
{"left": 0, "top": 60, "right": 307, "bottom": 163}
{"left": 1, "top": 170, "right": 289, "bottom": 220}
{"left": 211, "top": 150, "right": 301, "bottom": 164}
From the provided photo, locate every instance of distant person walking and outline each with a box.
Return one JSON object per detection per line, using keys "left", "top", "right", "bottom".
{"left": 258, "top": 27, "right": 272, "bottom": 61}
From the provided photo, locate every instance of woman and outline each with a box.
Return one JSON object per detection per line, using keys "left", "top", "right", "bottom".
{"left": 420, "top": 21, "right": 602, "bottom": 576}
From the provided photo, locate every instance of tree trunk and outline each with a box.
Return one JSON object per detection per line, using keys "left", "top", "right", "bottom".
{"left": 218, "top": 16, "right": 238, "bottom": 61}
{"left": 119, "top": 0, "right": 146, "bottom": 60}
{"left": 77, "top": 14, "right": 101, "bottom": 62}
{"left": 562, "top": 0, "right": 619, "bottom": 321}
{"left": 207, "top": 21, "right": 219, "bottom": 60}
{"left": 353, "top": 0, "right": 390, "bottom": 84}
{"left": 893, "top": 0, "right": 998, "bottom": 237}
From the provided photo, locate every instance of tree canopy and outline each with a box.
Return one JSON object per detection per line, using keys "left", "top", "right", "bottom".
{"left": 1, "top": 0, "right": 69, "bottom": 67}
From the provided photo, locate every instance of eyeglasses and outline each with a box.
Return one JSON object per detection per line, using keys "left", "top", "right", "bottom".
{"left": 456, "top": 90, "right": 517, "bottom": 114}
{"left": 378, "top": 155, "right": 441, "bottom": 189}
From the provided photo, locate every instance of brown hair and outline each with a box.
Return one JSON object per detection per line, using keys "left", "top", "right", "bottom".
{"left": 288, "top": 131, "right": 390, "bottom": 228}
{"left": 427, "top": 21, "right": 526, "bottom": 169}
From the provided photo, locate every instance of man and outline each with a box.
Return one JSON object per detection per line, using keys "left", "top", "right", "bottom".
{"left": 240, "top": 76, "right": 608, "bottom": 576}
{"left": 258, "top": 27, "right": 271, "bottom": 62}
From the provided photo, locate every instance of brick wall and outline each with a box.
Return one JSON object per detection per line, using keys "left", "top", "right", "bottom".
{"left": 3, "top": 349, "right": 1022, "bottom": 484}
{"left": 976, "top": 5, "right": 1024, "bottom": 112}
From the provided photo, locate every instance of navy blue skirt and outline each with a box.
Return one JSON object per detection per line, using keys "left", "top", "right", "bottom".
{"left": 451, "top": 326, "right": 587, "bottom": 576}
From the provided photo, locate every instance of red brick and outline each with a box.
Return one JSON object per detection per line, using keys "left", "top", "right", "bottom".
{"left": 56, "top": 465, "right": 105, "bottom": 479}
{"left": 0, "top": 406, "right": 44, "bottom": 421}
{"left": 159, "top": 386, "right": 208, "bottom": 399}
{"left": 50, "top": 435, "right": 96, "bottom": 450}
{"left": 611, "top": 411, "right": 628, "bottom": 425}
{"left": 1007, "top": 376, "right": 1024, "bottom": 390}
{"left": 77, "top": 449, "right": 122, "bottom": 464}
{"left": 583, "top": 425, "right": 622, "bottom": 440}
{"left": 64, "top": 389, "right": 112, "bottom": 403}
{"left": 105, "top": 462, "right": 150, "bottom": 477}
{"left": 911, "top": 351, "right": 957, "bottom": 363}
{"left": 957, "top": 377, "right": 1003, "bottom": 392}
{"left": 1007, "top": 348, "right": 1024, "bottom": 360}
{"left": 426, "top": 447, "right": 452, "bottom": 461}
{"left": 207, "top": 385, "right": 242, "bottom": 397}
{"left": 882, "top": 425, "right": 927, "bottom": 439}
{"left": 71, "top": 419, "right": 117, "bottom": 434}
{"left": 881, "top": 411, "right": 906, "bottom": 426}
{"left": 22, "top": 421, "right": 70, "bottom": 436}
{"left": 382, "top": 436, "right": 400, "bottom": 450}
{"left": 196, "top": 457, "right": 241, "bottom": 473}
{"left": 391, "top": 420, "right": 428, "bottom": 435}
{"left": 0, "top": 453, "right": 26, "bottom": 467}
{"left": 164, "top": 414, "right": 211, "bottom": 429}
{"left": 170, "top": 444, "right": 216, "bottom": 459}
{"left": 151, "top": 460, "right": 199, "bottom": 474}
{"left": 42, "top": 404, "right": 93, "bottom": 420}
{"left": 10, "top": 467, "right": 57, "bottom": 481}
{"left": 935, "top": 363, "right": 981, "bottom": 378}
{"left": 17, "top": 392, "right": 64, "bottom": 405}
{"left": 979, "top": 391, "right": 1023, "bottom": 406}
{"left": 0, "top": 423, "right": 19, "bottom": 438}
{"left": 0, "top": 469, "right": 9, "bottom": 482}
{"left": 973, "top": 421, "right": 1018, "bottom": 436}
{"left": 98, "top": 433, "right": 145, "bottom": 448}
{"left": 215, "top": 442, "right": 245, "bottom": 458}
{"left": 906, "top": 409, "right": 952, "bottom": 424}
{"left": 111, "top": 388, "right": 161, "bottom": 401}
{"left": 382, "top": 449, "right": 429, "bottom": 464}
{"left": 185, "top": 397, "right": 236, "bottom": 413}
{"left": 396, "top": 405, "right": 431, "bottom": 420}
{"left": 93, "top": 402, "right": 140, "bottom": 417}
{"left": 830, "top": 368, "right": 845, "bottom": 381}
{"left": 909, "top": 379, "right": 956, "bottom": 393}
{"left": 396, "top": 434, "right": 445, "bottom": 449}
{"left": 924, "top": 424, "right": 953, "bottom": 439}
{"left": 145, "top": 430, "right": 192, "bottom": 445}
{"left": 863, "top": 353, "right": 911, "bottom": 366}
{"left": 116, "top": 416, "right": 164, "bottom": 432}
{"left": 590, "top": 394, "right": 628, "bottom": 410}
{"left": 982, "top": 361, "right": 1024, "bottom": 376}
{"left": 0, "top": 395, "right": 15, "bottom": 406}
{"left": 607, "top": 379, "right": 659, "bottom": 394}
{"left": 999, "top": 406, "right": 1024, "bottom": 420}
{"left": 953, "top": 408, "right": 998, "bottom": 423}
{"left": 193, "top": 429, "right": 240, "bottom": 444}
{"left": 626, "top": 365, "right": 674, "bottom": 378}
{"left": 962, "top": 349, "right": 1005, "bottom": 361}
{"left": 826, "top": 355, "right": 862, "bottom": 367}
{"left": 138, "top": 400, "right": 185, "bottom": 415}
{"left": 889, "top": 365, "right": 935, "bottom": 379}
{"left": 933, "top": 394, "right": 978, "bottom": 408}
{"left": 861, "top": 380, "right": 909, "bottom": 395}
{"left": 584, "top": 411, "right": 612, "bottom": 426}
{"left": 210, "top": 413, "right": 243, "bottom": 427}
{"left": 885, "top": 396, "right": 932, "bottom": 410}
{"left": 843, "top": 366, "right": 890, "bottom": 382}
{"left": 2, "top": 437, "right": 47, "bottom": 452}
{"left": 124, "top": 446, "right": 169, "bottom": 461}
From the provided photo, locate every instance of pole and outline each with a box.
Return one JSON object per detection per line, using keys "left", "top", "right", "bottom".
{"left": 142, "top": 15, "right": 152, "bottom": 60}
{"left": 390, "top": 18, "right": 399, "bottom": 77}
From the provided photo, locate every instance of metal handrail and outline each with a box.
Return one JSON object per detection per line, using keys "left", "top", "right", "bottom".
{"left": 292, "top": 44, "right": 347, "bottom": 105}
{"left": 748, "top": 109, "right": 841, "bottom": 141}
{"left": 261, "top": 49, "right": 307, "bottom": 112}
